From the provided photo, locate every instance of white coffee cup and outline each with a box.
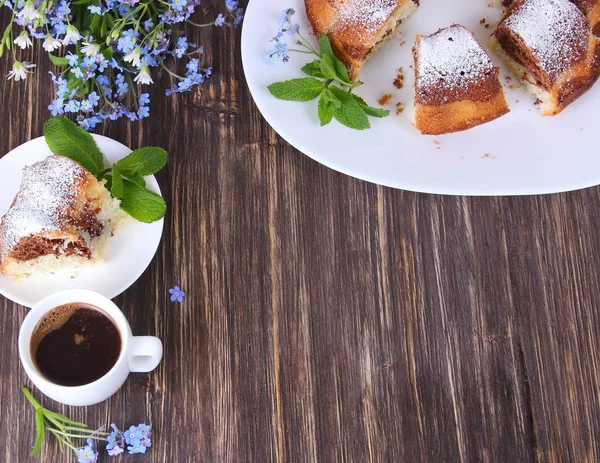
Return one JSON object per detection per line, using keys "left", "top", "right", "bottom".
{"left": 19, "top": 289, "right": 163, "bottom": 406}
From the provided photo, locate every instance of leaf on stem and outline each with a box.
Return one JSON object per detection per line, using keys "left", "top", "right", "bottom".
{"left": 43, "top": 116, "right": 104, "bottom": 174}
{"left": 300, "top": 60, "right": 325, "bottom": 78}
{"left": 329, "top": 87, "right": 371, "bottom": 130}
{"left": 268, "top": 77, "right": 325, "bottom": 102}
{"left": 32, "top": 408, "right": 45, "bottom": 456}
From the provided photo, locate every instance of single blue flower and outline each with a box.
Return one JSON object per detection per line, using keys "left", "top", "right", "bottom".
{"left": 116, "top": 82, "right": 129, "bottom": 98}
{"left": 141, "top": 437, "right": 152, "bottom": 448}
{"left": 96, "top": 54, "right": 108, "bottom": 72}
{"left": 116, "top": 73, "right": 125, "bottom": 84}
{"left": 139, "top": 93, "right": 150, "bottom": 105}
{"left": 53, "top": 21, "right": 67, "bottom": 35}
{"left": 106, "top": 431, "right": 118, "bottom": 450}
{"left": 186, "top": 58, "right": 199, "bottom": 73}
{"left": 80, "top": 99, "right": 93, "bottom": 112}
{"left": 137, "top": 423, "right": 152, "bottom": 438}
{"left": 96, "top": 75, "right": 109, "bottom": 87}
{"left": 107, "top": 446, "right": 124, "bottom": 456}
{"left": 48, "top": 98, "right": 64, "bottom": 116}
{"left": 169, "top": 286, "right": 185, "bottom": 302}
{"left": 70, "top": 66, "right": 84, "bottom": 78}
{"left": 170, "top": 0, "right": 185, "bottom": 11}
{"left": 263, "top": 50, "right": 273, "bottom": 64}
{"left": 87, "top": 5, "right": 102, "bottom": 14}
{"left": 275, "top": 42, "right": 288, "bottom": 53}
{"left": 66, "top": 52, "right": 78, "bottom": 66}
{"left": 137, "top": 106, "right": 149, "bottom": 118}
{"left": 65, "top": 100, "right": 80, "bottom": 112}
{"left": 82, "top": 57, "right": 97, "bottom": 71}
{"left": 188, "top": 72, "right": 204, "bottom": 84}
{"left": 125, "top": 425, "right": 142, "bottom": 444}
{"left": 225, "top": 0, "right": 238, "bottom": 10}
{"left": 144, "top": 18, "right": 154, "bottom": 32}
{"left": 127, "top": 442, "right": 147, "bottom": 454}
{"left": 77, "top": 445, "right": 97, "bottom": 463}
{"left": 87, "top": 91, "right": 100, "bottom": 106}
{"left": 177, "top": 78, "right": 192, "bottom": 92}
{"left": 214, "top": 13, "right": 225, "bottom": 26}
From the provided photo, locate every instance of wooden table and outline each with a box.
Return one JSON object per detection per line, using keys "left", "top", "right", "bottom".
{"left": 2, "top": 3, "right": 600, "bottom": 461}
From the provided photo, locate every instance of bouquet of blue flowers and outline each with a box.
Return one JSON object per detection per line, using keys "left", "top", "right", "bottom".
{"left": 0, "top": 0, "right": 243, "bottom": 129}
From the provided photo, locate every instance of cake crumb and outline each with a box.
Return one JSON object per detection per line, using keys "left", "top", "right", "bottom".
{"left": 480, "top": 18, "right": 486, "bottom": 24}
{"left": 505, "top": 75, "right": 512, "bottom": 82}
{"left": 396, "top": 102, "right": 405, "bottom": 115}
{"left": 378, "top": 93, "right": 393, "bottom": 105}
{"left": 515, "top": 99, "right": 519, "bottom": 103}
{"left": 399, "top": 40, "right": 406, "bottom": 47}
{"left": 433, "top": 140, "right": 441, "bottom": 149}
{"left": 393, "top": 68, "right": 404, "bottom": 89}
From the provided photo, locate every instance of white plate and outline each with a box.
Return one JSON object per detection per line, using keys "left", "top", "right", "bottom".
{"left": 0, "top": 135, "right": 164, "bottom": 307}
{"left": 241, "top": 0, "right": 600, "bottom": 195}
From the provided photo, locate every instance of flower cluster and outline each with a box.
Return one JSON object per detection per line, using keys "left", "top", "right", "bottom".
{"left": 264, "top": 8, "right": 302, "bottom": 65}
{"left": 1, "top": 0, "right": 244, "bottom": 128}
{"left": 106, "top": 423, "right": 152, "bottom": 456}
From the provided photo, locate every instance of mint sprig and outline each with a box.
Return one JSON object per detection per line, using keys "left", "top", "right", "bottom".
{"left": 43, "top": 116, "right": 166, "bottom": 223}
{"left": 267, "top": 34, "right": 389, "bottom": 130}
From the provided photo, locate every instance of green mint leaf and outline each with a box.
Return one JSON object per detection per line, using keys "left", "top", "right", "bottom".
{"left": 111, "top": 164, "right": 124, "bottom": 199}
{"left": 318, "top": 34, "right": 351, "bottom": 84}
{"left": 48, "top": 54, "right": 69, "bottom": 66}
{"left": 318, "top": 93, "right": 335, "bottom": 126}
{"left": 361, "top": 106, "right": 390, "bottom": 118}
{"left": 123, "top": 171, "right": 146, "bottom": 187}
{"left": 120, "top": 180, "right": 166, "bottom": 223}
{"left": 115, "top": 146, "right": 167, "bottom": 176}
{"left": 268, "top": 78, "right": 326, "bottom": 102}
{"left": 322, "top": 87, "right": 341, "bottom": 109}
{"left": 330, "top": 87, "right": 370, "bottom": 130}
{"left": 31, "top": 408, "right": 44, "bottom": 456}
{"left": 43, "top": 116, "right": 104, "bottom": 174}
{"left": 301, "top": 60, "right": 325, "bottom": 78}
{"left": 319, "top": 54, "right": 337, "bottom": 80}
{"left": 351, "top": 95, "right": 390, "bottom": 117}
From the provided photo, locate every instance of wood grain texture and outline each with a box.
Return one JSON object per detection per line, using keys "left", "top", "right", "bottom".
{"left": 2, "top": 2, "right": 600, "bottom": 461}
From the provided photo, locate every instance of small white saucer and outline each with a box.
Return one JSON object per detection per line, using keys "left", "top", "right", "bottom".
{"left": 0, "top": 135, "right": 164, "bottom": 308}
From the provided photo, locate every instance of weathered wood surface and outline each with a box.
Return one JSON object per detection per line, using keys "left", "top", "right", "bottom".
{"left": 2, "top": 3, "right": 600, "bottom": 461}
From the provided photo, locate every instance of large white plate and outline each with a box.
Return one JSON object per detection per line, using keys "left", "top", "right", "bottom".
{"left": 0, "top": 135, "right": 164, "bottom": 307}
{"left": 241, "top": 0, "right": 600, "bottom": 195}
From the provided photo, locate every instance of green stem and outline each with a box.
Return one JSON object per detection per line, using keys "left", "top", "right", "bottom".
{"left": 186, "top": 20, "right": 214, "bottom": 27}
{"left": 160, "top": 62, "right": 183, "bottom": 80}
{"left": 49, "top": 429, "right": 107, "bottom": 439}
{"left": 288, "top": 48, "right": 314, "bottom": 54}
{"left": 47, "top": 430, "right": 79, "bottom": 452}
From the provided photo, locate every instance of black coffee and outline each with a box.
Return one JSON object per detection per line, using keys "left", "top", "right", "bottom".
{"left": 31, "top": 303, "right": 121, "bottom": 386}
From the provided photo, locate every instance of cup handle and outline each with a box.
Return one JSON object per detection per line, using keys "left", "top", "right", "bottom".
{"left": 129, "top": 336, "right": 163, "bottom": 373}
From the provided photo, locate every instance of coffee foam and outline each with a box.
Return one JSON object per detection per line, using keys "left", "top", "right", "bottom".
{"left": 29, "top": 303, "right": 108, "bottom": 356}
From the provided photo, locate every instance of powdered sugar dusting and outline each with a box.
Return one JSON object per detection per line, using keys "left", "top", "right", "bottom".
{"left": 503, "top": 0, "right": 588, "bottom": 80}
{"left": 0, "top": 155, "right": 87, "bottom": 264}
{"left": 334, "top": 0, "right": 399, "bottom": 35}
{"left": 416, "top": 25, "right": 495, "bottom": 103}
